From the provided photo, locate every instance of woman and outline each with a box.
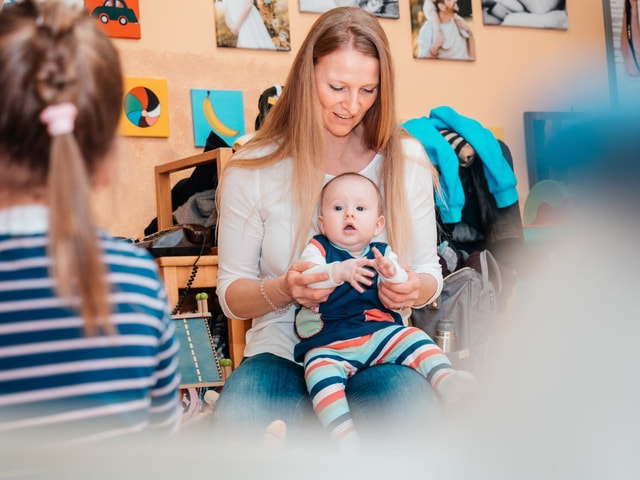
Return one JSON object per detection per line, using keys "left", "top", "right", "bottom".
{"left": 215, "top": 7, "right": 443, "bottom": 444}
{"left": 0, "top": 0, "right": 181, "bottom": 447}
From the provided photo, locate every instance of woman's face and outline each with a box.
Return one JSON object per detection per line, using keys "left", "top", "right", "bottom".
{"left": 314, "top": 47, "right": 380, "bottom": 138}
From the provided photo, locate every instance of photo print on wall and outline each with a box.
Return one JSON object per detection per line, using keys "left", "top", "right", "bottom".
{"left": 84, "top": 0, "right": 142, "bottom": 39}
{"left": 299, "top": 0, "right": 399, "bottom": 19}
{"left": 214, "top": 0, "right": 291, "bottom": 51}
{"left": 481, "top": 0, "right": 568, "bottom": 29}
{"left": 410, "top": 0, "right": 476, "bottom": 61}
{"left": 603, "top": 0, "right": 640, "bottom": 110}
{"left": 119, "top": 77, "right": 169, "bottom": 138}
{"left": 190, "top": 89, "right": 245, "bottom": 147}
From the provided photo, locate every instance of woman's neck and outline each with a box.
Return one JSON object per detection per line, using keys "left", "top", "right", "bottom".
{"left": 324, "top": 126, "right": 376, "bottom": 176}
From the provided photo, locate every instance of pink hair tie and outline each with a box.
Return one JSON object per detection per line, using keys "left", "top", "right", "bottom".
{"left": 39, "top": 102, "right": 78, "bottom": 137}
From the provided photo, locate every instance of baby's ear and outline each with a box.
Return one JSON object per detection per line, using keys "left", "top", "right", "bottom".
{"left": 373, "top": 215, "right": 385, "bottom": 236}
{"left": 317, "top": 215, "right": 325, "bottom": 234}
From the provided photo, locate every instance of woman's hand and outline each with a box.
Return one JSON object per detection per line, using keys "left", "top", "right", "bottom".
{"left": 377, "top": 266, "right": 421, "bottom": 310}
{"left": 286, "top": 260, "right": 335, "bottom": 309}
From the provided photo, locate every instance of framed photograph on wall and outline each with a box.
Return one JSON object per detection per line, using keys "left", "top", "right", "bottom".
{"left": 409, "top": 0, "right": 476, "bottom": 61}
{"left": 603, "top": 0, "right": 640, "bottom": 109}
{"left": 299, "top": 1, "right": 399, "bottom": 19}
{"left": 214, "top": 0, "right": 290, "bottom": 51}
{"left": 482, "top": 0, "right": 568, "bottom": 29}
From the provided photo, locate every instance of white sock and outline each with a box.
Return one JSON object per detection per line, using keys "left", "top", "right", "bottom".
{"left": 262, "top": 419, "right": 287, "bottom": 448}
{"left": 437, "top": 370, "right": 477, "bottom": 403}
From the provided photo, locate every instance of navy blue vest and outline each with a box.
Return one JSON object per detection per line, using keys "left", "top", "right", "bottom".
{"left": 294, "top": 235, "right": 403, "bottom": 361}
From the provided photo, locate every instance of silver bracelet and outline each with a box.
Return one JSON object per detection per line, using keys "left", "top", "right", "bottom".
{"left": 259, "top": 279, "right": 291, "bottom": 315}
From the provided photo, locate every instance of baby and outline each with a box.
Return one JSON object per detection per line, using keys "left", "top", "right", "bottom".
{"left": 295, "top": 172, "right": 476, "bottom": 446}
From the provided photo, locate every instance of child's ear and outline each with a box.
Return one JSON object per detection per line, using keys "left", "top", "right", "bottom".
{"left": 373, "top": 215, "right": 385, "bottom": 236}
{"left": 317, "top": 215, "right": 325, "bottom": 234}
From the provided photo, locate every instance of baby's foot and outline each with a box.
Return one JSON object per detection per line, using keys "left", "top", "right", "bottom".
{"left": 437, "top": 370, "right": 477, "bottom": 403}
{"left": 262, "top": 419, "right": 287, "bottom": 448}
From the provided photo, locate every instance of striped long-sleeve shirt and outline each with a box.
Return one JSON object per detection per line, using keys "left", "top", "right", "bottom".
{"left": 0, "top": 206, "right": 181, "bottom": 446}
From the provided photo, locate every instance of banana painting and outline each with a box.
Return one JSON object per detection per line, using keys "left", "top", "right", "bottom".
{"left": 202, "top": 90, "right": 240, "bottom": 138}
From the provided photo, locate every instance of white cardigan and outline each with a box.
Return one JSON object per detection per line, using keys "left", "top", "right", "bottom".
{"left": 216, "top": 136, "right": 443, "bottom": 362}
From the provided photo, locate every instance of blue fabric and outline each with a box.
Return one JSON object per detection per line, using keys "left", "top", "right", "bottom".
{"left": 212, "top": 352, "right": 440, "bottom": 445}
{"left": 402, "top": 106, "right": 519, "bottom": 223}
{"left": 402, "top": 116, "right": 465, "bottom": 223}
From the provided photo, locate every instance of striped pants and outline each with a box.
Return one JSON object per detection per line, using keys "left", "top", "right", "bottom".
{"left": 304, "top": 325, "right": 453, "bottom": 442}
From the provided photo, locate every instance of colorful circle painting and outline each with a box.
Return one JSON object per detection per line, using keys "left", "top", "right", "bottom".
{"left": 124, "top": 86, "right": 161, "bottom": 128}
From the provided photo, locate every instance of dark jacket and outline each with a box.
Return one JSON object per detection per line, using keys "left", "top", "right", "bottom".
{"left": 439, "top": 139, "right": 524, "bottom": 272}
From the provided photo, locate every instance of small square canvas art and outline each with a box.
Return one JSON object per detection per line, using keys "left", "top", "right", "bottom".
{"left": 119, "top": 77, "right": 169, "bottom": 137}
{"left": 84, "top": 0, "right": 142, "bottom": 39}
{"left": 191, "top": 89, "right": 245, "bottom": 147}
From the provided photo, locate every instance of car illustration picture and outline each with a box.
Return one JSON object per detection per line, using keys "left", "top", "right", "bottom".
{"left": 91, "top": 0, "right": 138, "bottom": 26}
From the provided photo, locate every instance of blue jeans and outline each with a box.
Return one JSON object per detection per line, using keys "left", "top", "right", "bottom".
{"left": 212, "top": 352, "right": 440, "bottom": 444}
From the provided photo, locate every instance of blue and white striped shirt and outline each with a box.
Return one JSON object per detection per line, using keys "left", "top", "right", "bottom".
{"left": 0, "top": 206, "right": 181, "bottom": 446}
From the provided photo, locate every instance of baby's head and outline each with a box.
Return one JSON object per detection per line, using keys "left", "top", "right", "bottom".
{"left": 317, "top": 173, "right": 385, "bottom": 255}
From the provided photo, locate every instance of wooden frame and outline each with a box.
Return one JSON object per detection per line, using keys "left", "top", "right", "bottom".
{"left": 154, "top": 147, "right": 232, "bottom": 231}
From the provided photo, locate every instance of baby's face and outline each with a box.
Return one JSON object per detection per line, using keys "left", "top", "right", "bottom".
{"left": 317, "top": 175, "right": 384, "bottom": 255}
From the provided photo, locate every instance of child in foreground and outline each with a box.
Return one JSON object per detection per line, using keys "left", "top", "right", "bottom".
{"left": 0, "top": 0, "right": 181, "bottom": 447}
{"left": 295, "top": 172, "right": 476, "bottom": 446}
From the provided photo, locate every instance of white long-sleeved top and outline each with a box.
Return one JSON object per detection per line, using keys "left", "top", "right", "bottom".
{"left": 216, "top": 136, "right": 443, "bottom": 362}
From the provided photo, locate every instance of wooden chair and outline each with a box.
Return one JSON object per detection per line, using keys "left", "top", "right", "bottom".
{"left": 154, "top": 147, "right": 250, "bottom": 368}
{"left": 154, "top": 147, "right": 232, "bottom": 232}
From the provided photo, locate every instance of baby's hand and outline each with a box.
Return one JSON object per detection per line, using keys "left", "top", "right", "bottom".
{"left": 372, "top": 247, "right": 396, "bottom": 280}
{"left": 331, "top": 258, "right": 376, "bottom": 293}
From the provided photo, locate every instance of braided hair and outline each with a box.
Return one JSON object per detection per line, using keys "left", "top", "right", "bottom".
{"left": 0, "top": 0, "right": 124, "bottom": 334}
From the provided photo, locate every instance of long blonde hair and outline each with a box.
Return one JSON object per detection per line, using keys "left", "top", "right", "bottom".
{"left": 219, "top": 7, "right": 425, "bottom": 263}
{"left": 0, "top": 0, "right": 124, "bottom": 334}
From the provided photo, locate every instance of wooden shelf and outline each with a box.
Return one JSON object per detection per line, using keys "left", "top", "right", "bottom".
{"left": 153, "top": 147, "right": 249, "bottom": 370}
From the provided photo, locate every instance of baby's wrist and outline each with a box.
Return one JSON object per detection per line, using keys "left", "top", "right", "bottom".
{"left": 380, "top": 266, "right": 408, "bottom": 284}
{"left": 327, "top": 262, "right": 345, "bottom": 286}
{"left": 303, "top": 263, "right": 342, "bottom": 289}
